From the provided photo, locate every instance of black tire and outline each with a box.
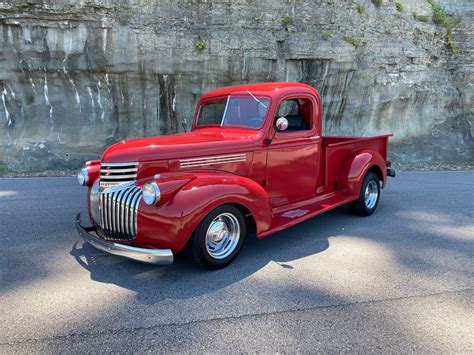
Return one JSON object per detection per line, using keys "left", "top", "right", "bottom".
{"left": 348, "top": 171, "right": 380, "bottom": 216}
{"left": 190, "top": 204, "right": 246, "bottom": 270}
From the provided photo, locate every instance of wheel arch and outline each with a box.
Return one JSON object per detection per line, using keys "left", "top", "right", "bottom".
{"left": 337, "top": 149, "right": 387, "bottom": 196}
{"left": 137, "top": 172, "right": 273, "bottom": 254}
{"left": 367, "top": 164, "right": 384, "bottom": 185}
{"left": 227, "top": 202, "right": 257, "bottom": 235}
{"left": 177, "top": 182, "right": 271, "bottom": 252}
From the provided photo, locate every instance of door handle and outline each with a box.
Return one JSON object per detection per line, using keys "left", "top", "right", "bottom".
{"left": 309, "top": 135, "right": 321, "bottom": 140}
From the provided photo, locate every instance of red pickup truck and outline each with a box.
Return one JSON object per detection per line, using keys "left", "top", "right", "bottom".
{"left": 76, "top": 82, "right": 395, "bottom": 269}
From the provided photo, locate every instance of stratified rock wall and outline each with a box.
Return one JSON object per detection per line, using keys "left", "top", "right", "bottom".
{"left": 0, "top": 0, "right": 472, "bottom": 170}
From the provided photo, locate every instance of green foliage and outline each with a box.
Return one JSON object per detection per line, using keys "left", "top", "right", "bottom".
{"left": 356, "top": 4, "right": 365, "bottom": 14}
{"left": 194, "top": 40, "right": 207, "bottom": 50}
{"left": 446, "top": 29, "right": 457, "bottom": 52}
{"left": 343, "top": 35, "right": 361, "bottom": 47}
{"left": 425, "top": 0, "right": 461, "bottom": 52}
{"left": 321, "top": 31, "right": 332, "bottom": 40}
{"left": 281, "top": 15, "right": 294, "bottom": 26}
{"left": 0, "top": 164, "right": 14, "bottom": 174}
{"left": 118, "top": 17, "right": 128, "bottom": 26}
{"left": 468, "top": 112, "right": 474, "bottom": 122}
{"left": 426, "top": 0, "right": 450, "bottom": 26}
{"left": 414, "top": 27, "right": 423, "bottom": 36}
{"left": 414, "top": 14, "right": 430, "bottom": 22}
{"left": 395, "top": 1, "right": 405, "bottom": 12}
{"left": 254, "top": 16, "right": 262, "bottom": 23}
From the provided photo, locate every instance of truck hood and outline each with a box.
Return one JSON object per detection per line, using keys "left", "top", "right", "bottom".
{"left": 101, "top": 128, "right": 261, "bottom": 163}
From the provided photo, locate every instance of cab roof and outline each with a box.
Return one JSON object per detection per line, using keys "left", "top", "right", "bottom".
{"left": 200, "top": 82, "right": 319, "bottom": 101}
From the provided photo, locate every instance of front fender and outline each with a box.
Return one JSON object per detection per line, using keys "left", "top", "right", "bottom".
{"left": 338, "top": 150, "right": 387, "bottom": 196}
{"left": 137, "top": 172, "right": 272, "bottom": 254}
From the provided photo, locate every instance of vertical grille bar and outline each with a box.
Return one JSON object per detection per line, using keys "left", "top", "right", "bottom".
{"left": 112, "top": 191, "right": 118, "bottom": 233}
{"left": 103, "top": 192, "right": 108, "bottom": 231}
{"left": 120, "top": 187, "right": 130, "bottom": 233}
{"left": 117, "top": 188, "right": 126, "bottom": 234}
{"left": 135, "top": 195, "right": 142, "bottom": 234}
{"left": 124, "top": 187, "right": 135, "bottom": 236}
{"left": 129, "top": 188, "right": 142, "bottom": 236}
{"left": 99, "top": 193, "right": 104, "bottom": 228}
{"left": 107, "top": 193, "right": 113, "bottom": 237}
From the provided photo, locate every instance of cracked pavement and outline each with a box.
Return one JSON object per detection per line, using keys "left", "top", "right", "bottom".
{"left": 1, "top": 171, "right": 473, "bottom": 352}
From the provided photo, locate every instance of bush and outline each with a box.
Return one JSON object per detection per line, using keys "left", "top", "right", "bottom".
{"left": 446, "top": 30, "right": 457, "bottom": 51}
{"left": 343, "top": 35, "right": 361, "bottom": 47}
{"left": 118, "top": 17, "right": 128, "bottom": 26}
{"left": 426, "top": 0, "right": 460, "bottom": 52}
{"left": 415, "top": 14, "right": 430, "bottom": 22}
{"left": 426, "top": 0, "right": 450, "bottom": 26}
{"left": 395, "top": 1, "right": 405, "bottom": 12}
{"left": 281, "top": 15, "right": 293, "bottom": 26}
{"left": 357, "top": 4, "right": 365, "bottom": 14}
{"left": 322, "top": 31, "right": 332, "bottom": 40}
{"left": 194, "top": 41, "right": 207, "bottom": 50}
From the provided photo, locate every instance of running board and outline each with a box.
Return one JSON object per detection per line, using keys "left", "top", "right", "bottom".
{"left": 258, "top": 191, "right": 357, "bottom": 238}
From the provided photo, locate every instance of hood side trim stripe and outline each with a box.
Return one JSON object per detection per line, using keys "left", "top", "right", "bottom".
{"left": 180, "top": 154, "right": 246, "bottom": 168}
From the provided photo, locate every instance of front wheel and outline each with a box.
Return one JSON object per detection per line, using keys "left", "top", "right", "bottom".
{"left": 190, "top": 204, "right": 246, "bottom": 269}
{"left": 348, "top": 171, "right": 380, "bottom": 216}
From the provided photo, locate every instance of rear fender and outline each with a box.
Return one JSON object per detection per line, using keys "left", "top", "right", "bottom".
{"left": 137, "top": 172, "right": 273, "bottom": 253}
{"left": 337, "top": 150, "right": 387, "bottom": 196}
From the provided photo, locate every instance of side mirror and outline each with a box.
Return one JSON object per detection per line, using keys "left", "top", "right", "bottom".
{"left": 267, "top": 117, "right": 289, "bottom": 145}
{"left": 275, "top": 117, "right": 289, "bottom": 132}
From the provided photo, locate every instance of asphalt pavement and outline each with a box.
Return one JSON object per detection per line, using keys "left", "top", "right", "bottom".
{"left": 0, "top": 171, "right": 473, "bottom": 352}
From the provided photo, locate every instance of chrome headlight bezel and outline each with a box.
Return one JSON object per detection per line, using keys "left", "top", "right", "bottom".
{"left": 143, "top": 182, "right": 161, "bottom": 206}
{"left": 77, "top": 168, "right": 89, "bottom": 186}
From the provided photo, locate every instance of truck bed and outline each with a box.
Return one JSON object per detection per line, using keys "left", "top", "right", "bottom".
{"left": 320, "top": 134, "right": 392, "bottom": 188}
{"left": 259, "top": 134, "right": 392, "bottom": 238}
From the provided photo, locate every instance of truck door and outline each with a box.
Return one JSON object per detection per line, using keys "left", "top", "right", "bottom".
{"left": 265, "top": 97, "right": 321, "bottom": 206}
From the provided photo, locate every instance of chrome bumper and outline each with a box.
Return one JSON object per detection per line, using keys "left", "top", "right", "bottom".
{"left": 75, "top": 213, "right": 173, "bottom": 265}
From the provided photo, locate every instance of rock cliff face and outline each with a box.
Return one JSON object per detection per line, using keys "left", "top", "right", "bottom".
{"left": 0, "top": 0, "right": 472, "bottom": 170}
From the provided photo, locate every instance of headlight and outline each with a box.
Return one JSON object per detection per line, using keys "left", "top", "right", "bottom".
{"left": 143, "top": 182, "right": 161, "bottom": 206}
{"left": 77, "top": 168, "right": 89, "bottom": 186}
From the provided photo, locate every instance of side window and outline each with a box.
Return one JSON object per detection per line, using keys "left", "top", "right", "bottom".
{"left": 275, "top": 99, "right": 311, "bottom": 132}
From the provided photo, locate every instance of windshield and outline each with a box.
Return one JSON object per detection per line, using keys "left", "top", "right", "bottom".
{"left": 196, "top": 95, "right": 270, "bottom": 129}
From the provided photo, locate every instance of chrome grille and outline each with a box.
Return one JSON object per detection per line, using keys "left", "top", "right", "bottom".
{"left": 90, "top": 181, "right": 142, "bottom": 241}
{"left": 100, "top": 162, "right": 138, "bottom": 188}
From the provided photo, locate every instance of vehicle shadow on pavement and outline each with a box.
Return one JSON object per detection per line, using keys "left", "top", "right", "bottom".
{"left": 70, "top": 207, "right": 339, "bottom": 304}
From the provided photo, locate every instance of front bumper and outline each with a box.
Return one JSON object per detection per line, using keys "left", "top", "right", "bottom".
{"left": 75, "top": 213, "right": 173, "bottom": 265}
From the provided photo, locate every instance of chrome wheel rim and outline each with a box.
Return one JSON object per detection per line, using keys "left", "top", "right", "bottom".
{"left": 205, "top": 212, "right": 241, "bottom": 260}
{"left": 364, "top": 180, "right": 379, "bottom": 209}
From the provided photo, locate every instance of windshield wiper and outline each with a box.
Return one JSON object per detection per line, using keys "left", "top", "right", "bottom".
{"left": 247, "top": 90, "right": 267, "bottom": 108}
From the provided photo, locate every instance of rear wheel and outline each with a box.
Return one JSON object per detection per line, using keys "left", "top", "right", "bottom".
{"left": 348, "top": 171, "right": 380, "bottom": 216}
{"left": 190, "top": 204, "right": 246, "bottom": 269}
